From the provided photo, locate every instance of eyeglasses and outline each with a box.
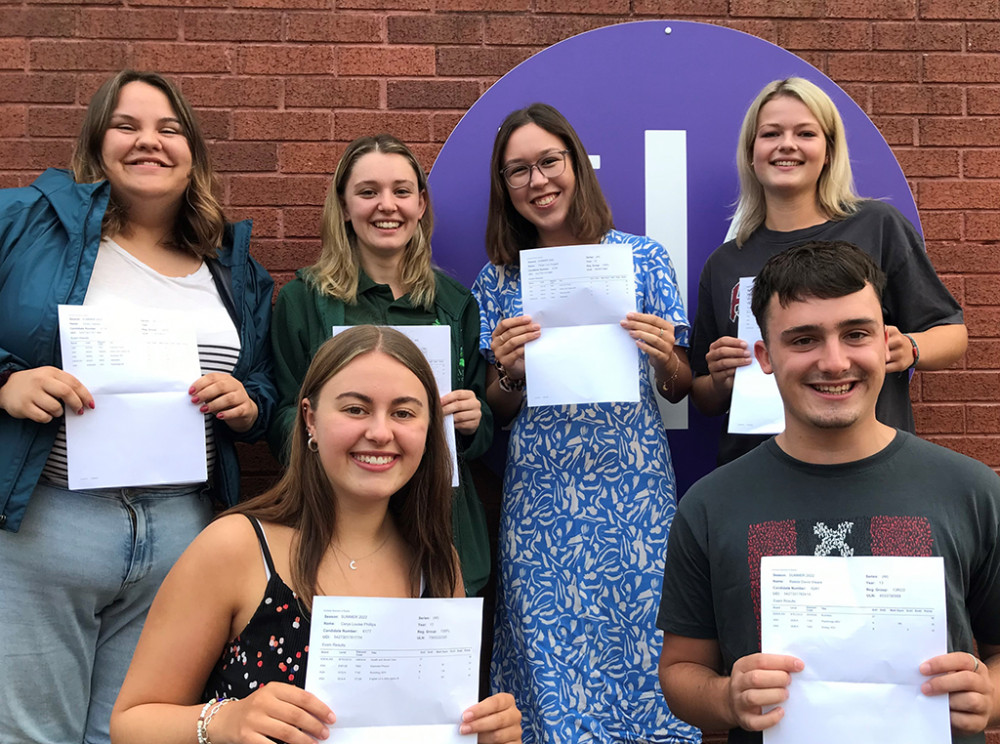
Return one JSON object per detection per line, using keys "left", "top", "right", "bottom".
{"left": 500, "top": 150, "right": 570, "bottom": 189}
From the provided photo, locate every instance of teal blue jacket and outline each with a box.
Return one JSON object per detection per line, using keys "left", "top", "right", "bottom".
{"left": 0, "top": 169, "right": 276, "bottom": 532}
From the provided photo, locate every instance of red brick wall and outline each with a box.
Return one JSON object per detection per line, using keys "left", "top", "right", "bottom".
{"left": 1, "top": 4, "right": 998, "bottom": 488}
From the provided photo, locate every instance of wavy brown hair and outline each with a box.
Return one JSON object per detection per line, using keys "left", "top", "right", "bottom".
{"left": 71, "top": 69, "right": 225, "bottom": 259}
{"left": 226, "top": 326, "right": 457, "bottom": 608}
{"left": 308, "top": 134, "right": 436, "bottom": 310}
{"left": 485, "top": 103, "right": 614, "bottom": 266}
{"left": 734, "top": 77, "right": 862, "bottom": 247}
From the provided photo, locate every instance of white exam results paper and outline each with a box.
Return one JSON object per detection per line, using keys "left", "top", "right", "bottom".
{"left": 57, "top": 305, "right": 206, "bottom": 490}
{"left": 331, "top": 325, "right": 458, "bottom": 488}
{"left": 761, "top": 556, "right": 949, "bottom": 744}
{"left": 520, "top": 244, "right": 638, "bottom": 407}
{"left": 728, "top": 276, "right": 784, "bottom": 435}
{"left": 305, "top": 596, "right": 483, "bottom": 743}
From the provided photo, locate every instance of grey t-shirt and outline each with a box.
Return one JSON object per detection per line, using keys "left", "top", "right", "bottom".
{"left": 658, "top": 431, "right": 1000, "bottom": 744}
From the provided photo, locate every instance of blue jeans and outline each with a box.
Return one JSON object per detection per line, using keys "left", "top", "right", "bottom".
{"left": 0, "top": 481, "right": 212, "bottom": 744}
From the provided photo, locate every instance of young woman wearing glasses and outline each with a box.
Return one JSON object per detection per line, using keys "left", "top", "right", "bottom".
{"left": 471, "top": 103, "right": 697, "bottom": 744}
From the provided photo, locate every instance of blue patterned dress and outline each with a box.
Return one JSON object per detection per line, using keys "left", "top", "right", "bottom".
{"left": 473, "top": 231, "right": 700, "bottom": 744}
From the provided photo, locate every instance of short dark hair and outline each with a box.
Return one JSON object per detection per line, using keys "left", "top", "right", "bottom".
{"left": 751, "top": 241, "right": 887, "bottom": 343}
{"left": 485, "top": 103, "right": 613, "bottom": 266}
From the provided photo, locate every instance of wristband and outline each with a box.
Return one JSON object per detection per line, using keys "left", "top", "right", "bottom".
{"left": 495, "top": 361, "right": 525, "bottom": 393}
{"left": 902, "top": 333, "right": 920, "bottom": 370}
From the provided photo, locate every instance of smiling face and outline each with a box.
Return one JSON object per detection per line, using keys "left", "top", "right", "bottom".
{"left": 302, "top": 350, "right": 429, "bottom": 507}
{"left": 502, "top": 122, "right": 577, "bottom": 247}
{"left": 99, "top": 81, "right": 192, "bottom": 210}
{"left": 755, "top": 284, "right": 889, "bottom": 439}
{"left": 340, "top": 151, "right": 427, "bottom": 264}
{"left": 751, "top": 95, "right": 828, "bottom": 203}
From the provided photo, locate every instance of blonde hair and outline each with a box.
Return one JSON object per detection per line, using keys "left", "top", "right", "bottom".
{"left": 734, "top": 77, "right": 862, "bottom": 247}
{"left": 308, "top": 134, "right": 436, "bottom": 310}
{"left": 71, "top": 69, "right": 225, "bottom": 259}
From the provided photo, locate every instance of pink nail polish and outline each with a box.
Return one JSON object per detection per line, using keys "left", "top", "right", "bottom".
{"left": 78, "top": 408, "right": 84, "bottom": 416}
{"left": 216, "top": 412, "right": 225, "bottom": 419}
{"left": 188, "top": 386, "right": 195, "bottom": 394}
{"left": 89, "top": 401, "right": 95, "bottom": 410}
{"left": 191, "top": 396, "right": 200, "bottom": 404}
{"left": 199, "top": 405, "right": 209, "bottom": 413}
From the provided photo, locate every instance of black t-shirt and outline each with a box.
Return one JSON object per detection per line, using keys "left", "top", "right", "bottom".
{"left": 657, "top": 431, "right": 1000, "bottom": 744}
{"left": 690, "top": 201, "right": 964, "bottom": 465}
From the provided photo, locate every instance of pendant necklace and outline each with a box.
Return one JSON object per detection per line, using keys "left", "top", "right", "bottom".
{"left": 331, "top": 532, "right": 391, "bottom": 570}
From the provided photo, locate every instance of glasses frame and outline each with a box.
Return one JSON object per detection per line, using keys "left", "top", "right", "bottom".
{"left": 500, "top": 150, "right": 570, "bottom": 189}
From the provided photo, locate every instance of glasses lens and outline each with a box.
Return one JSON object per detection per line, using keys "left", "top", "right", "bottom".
{"left": 504, "top": 164, "right": 530, "bottom": 188}
{"left": 539, "top": 152, "right": 566, "bottom": 178}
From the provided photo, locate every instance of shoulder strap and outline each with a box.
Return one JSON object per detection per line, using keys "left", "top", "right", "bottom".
{"left": 245, "top": 515, "right": 278, "bottom": 577}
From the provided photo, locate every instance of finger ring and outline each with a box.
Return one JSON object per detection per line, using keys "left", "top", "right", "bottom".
{"left": 969, "top": 653, "right": 980, "bottom": 673}
{"left": 658, "top": 328, "right": 664, "bottom": 338}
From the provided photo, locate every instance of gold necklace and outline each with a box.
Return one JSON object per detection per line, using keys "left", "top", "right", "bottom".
{"left": 330, "top": 532, "right": 391, "bottom": 570}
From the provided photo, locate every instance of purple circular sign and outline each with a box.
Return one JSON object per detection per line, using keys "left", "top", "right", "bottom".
{"left": 428, "top": 20, "right": 918, "bottom": 492}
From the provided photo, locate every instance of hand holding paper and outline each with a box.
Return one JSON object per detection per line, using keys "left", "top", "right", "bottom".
{"left": 727, "top": 653, "right": 803, "bottom": 732}
{"left": 0, "top": 365, "right": 94, "bottom": 422}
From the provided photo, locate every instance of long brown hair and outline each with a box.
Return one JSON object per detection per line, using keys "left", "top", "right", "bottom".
{"left": 71, "top": 69, "right": 226, "bottom": 259}
{"left": 308, "top": 134, "right": 436, "bottom": 310}
{"left": 227, "top": 326, "right": 456, "bottom": 609}
{"left": 485, "top": 103, "right": 614, "bottom": 266}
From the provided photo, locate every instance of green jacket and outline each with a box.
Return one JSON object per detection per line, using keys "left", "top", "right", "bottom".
{"left": 268, "top": 267, "right": 492, "bottom": 595}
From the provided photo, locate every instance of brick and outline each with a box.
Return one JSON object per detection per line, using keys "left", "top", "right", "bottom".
{"left": 0, "top": 73, "right": 75, "bottom": 103}
{"left": 0, "top": 105, "right": 25, "bottom": 137}
{"left": 338, "top": 0, "right": 429, "bottom": 9}
{"left": 966, "top": 275, "right": 1000, "bottom": 305}
{"left": 968, "top": 23, "right": 1000, "bottom": 52}
{"left": 234, "top": 0, "right": 328, "bottom": 7}
{"left": 210, "top": 142, "right": 278, "bottom": 172}
{"left": 227, "top": 207, "right": 280, "bottom": 237}
{"left": 928, "top": 243, "right": 1000, "bottom": 273}
{"left": 968, "top": 340, "right": 1000, "bottom": 369}
{"left": 387, "top": 80, "right": 479, "bottom": 109}
{"left": 0, "top": 7, "right": 77, "bottom": 37}
{"left": 184, "top": 11, "right": 282, "bottom": 41}
{"left": 436, "top": 0, "right": 529, "bottom": 9}
{"left": 232, "top": 111, "right": 333, "bottom": 141}
{"left": 237, "top": 45, "right": 333, "bottom": 75}
{"left": 925, "top": 436, "right": 1000, "bottom": 466}
{"left": 483, "top": 15, "right": 603, "bottom": 45}
{"left": 271, "top": 270, "right": 296, "bottom": 293}
{"left": 337, "top": 46, "right": 435, "bottom": 77}
{"left": 969, "top": 405, "right": 1000, "bottom": 434}
{"left": 730, "top": 0, "right": 822, "bottom": 17}
{"left": 231, "top": 176, "right": 329, "bottom": 207}
{"left": 283, "top": 207, "right": 323, "bottom": 237}
{"left": 777, "top": 20, "right": 870, "bottom": 50}
{"left": 133, "top": 43, "right": 231, "bottom": 73}
{"left": 334, "top": 111, "right": 431, "bottom": 141}
{"left": 913, "top": 403, "right": 965, "bottom": 433}
{"left": 871, "top": 115, "right": 916, "bottom": 145}
{"left": 920, "top": 181, "right": 1000, "bottom": 209}
{"left": 635, "top": 0, "right": 727, "bottom": 14}
{"left": 432, "top": 111, "right": 463, "bottom": 141}
{"left": 405, "top": 142, "right": 440, "bottom": 170}
{"left": 29, "top": 40, "right": 128, "bottom": 71}
{"left": 286, "top": 77, "right": 380, "bottom": 108}
{"left": 872, "top": 21, "right": 962, "bottom": 50}
{"left": 919, "top": 210, "right": 963, "bottom": 241}
{"left": 921, "top": 118, "right": 1000, "bottom": 146}
{"left": 286, "top": 13, "right": 382, "bottom": 43}
{"left": 966, "top": 307, "right": 1000, "bottom": 336}
{"left": 921, "top": 0, "right": 1000, "bottom": 19}
{"left": 193, "top": 109, "right": 230, "bottom": 139}
{"left": 27, "top": 106, "right": 85, "bottom": 138}
{"left": 535, "top": 0, "right": 627, "bottom": 12}
{"left": 965, "top": 150, "right": 1000, "bottom": 178}
{"left": 966, "top": 212, "right": 1000, "bottom": 240}
{"left": 389, "top": 14, "right": 482, "bottom": 44}
{"left": 828, "top": 52, "right": 918, "bottom": 81}
{"left": 795, "top": 51, "right": 827, "bottom": 71}
{"left": 939, "top": 273, "right": 964, "bottom": 303}
{"left": 436, "top": 46, "right": 534, "bottom": 76}
{"left": 969, "top": 87, "right": 1000, "bottom": 115}
{"left": 278, "top": 142, "right": 344, "bottom": 173}
{"left": 922, "top": 371, "right": 1000, "bottom": 401}
{"left": 129, "top": 0, "right": 228, "bottom": 7}
{"left": 892, "top": 147, "right": 959, "bottom": 177}
{"left": 249, "top": 237, "right": 323, "bottom": 266}
{"left": 0, "top": 39, "right": 26, "bottom": 69}
{"left": 704, "top": 19, "right": 778, "bottom": 44}
{"left": 79, "top": 8, "right": 179, "bottom": 39}
{"left": 0, "top": 139, "right": 74, "bottom": 170}
{"left": 871, "top": 84, "right": 961, "bottom": 114}
{"left": 827, "top": 0, "right": 915, "bottom": 18}
{"left": 924, "top": 54, "right": 1000, "bottom": 83}
{"left": 179, "top": 76, "right": 281, "bottom": 108}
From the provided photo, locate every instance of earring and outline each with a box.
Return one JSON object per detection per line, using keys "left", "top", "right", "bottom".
{"left": 307, "top": 432, "right": 318, "bottom": 452}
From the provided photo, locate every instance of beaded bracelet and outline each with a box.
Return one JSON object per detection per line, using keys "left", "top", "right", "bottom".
{"left": 197, "top": 697, "right": 233, "bottom": 744}
{"left": 495, "top": 361, "right": 526, "bottom": 393}
{"left": 902, "top": 332, "right": 920, "bottom": 370}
